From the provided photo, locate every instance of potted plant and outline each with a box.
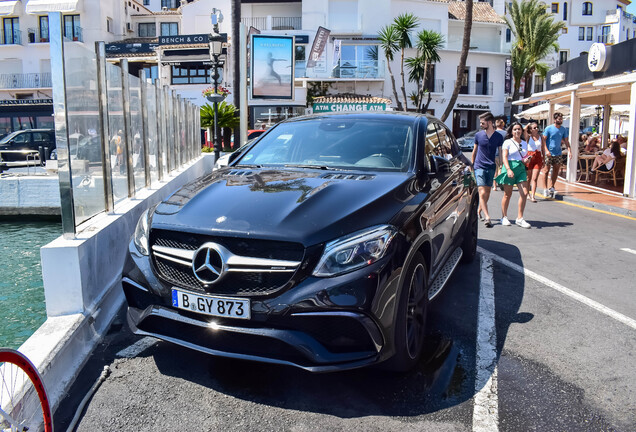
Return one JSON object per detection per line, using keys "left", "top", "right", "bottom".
{"left": 202, "top": 85, "right": 230, "bottom": 103}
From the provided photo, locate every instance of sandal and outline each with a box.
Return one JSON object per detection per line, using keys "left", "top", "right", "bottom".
{"left": 484, "top": 219, "right": 493, "bottom": 228}
{"left": 530, "top": 197, "right": 537, "bottom": 203}
{"left": 478, "top": 211, "right": 485, "bottom": 221}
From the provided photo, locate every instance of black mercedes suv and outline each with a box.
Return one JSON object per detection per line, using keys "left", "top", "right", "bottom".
{"left": 122, "top": 112, "right": 478, "bottom": 372}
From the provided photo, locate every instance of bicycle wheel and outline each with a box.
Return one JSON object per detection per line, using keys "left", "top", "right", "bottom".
{"left": 0, "top": 348, "right": 53, "bottom": 432}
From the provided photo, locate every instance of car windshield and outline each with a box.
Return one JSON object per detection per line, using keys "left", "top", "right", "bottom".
{"left": 236, "top": 117, "right": 415, "bottom": 171}
{"left": 0, "top": 131, "right": 21, "bottom": 144}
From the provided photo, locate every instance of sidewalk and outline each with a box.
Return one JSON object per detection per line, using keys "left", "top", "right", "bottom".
{"left": 539, "top": 177, "right": 636, "bottom": 217}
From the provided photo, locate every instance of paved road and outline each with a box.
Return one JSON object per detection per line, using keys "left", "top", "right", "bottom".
{"left": 55, "top": 191, "right": 636, "bottom": 431}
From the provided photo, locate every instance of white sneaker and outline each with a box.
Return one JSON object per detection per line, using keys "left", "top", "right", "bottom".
{"left": 549, "top": 187, "right": 556, "bottom": 197}
{"left": 501, "top": 216, "right": 511, "bottom": 226}
{"left": 515, "top": 218, "right": 531, "bottom": 229}
{"left": 543, "top": 188, "right": 549, "bottom": 197}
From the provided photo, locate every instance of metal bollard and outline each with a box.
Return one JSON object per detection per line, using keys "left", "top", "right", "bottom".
{"left": 39, "top": 146, "right": 45, "bottom": 166}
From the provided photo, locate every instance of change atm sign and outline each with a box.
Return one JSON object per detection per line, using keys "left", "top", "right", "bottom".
{"left": 313, "top": 103, "right": 387, "bottom": 113}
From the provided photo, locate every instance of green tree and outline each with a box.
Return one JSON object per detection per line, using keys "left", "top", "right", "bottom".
{"left": 200, "top": 102, "right": 240, "bottom": 149}
{"left": 441, "top": 0, "right": 473, "bottom": 122}
{"left": 406, "top": 29, "right": 444, "bottom": 112}
{"left": 378, "top": 24, "right": 402, "bottom": 111}
{"left": 393, "top": 13, "right": 419, "bottom": 110}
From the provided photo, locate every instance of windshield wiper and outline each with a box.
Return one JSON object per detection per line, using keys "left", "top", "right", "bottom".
{"left": 284, "top": 164, "right": 330, "bottom": 170}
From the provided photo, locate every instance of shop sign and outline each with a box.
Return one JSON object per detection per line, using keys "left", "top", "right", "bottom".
{"left": 0, "top": 99, "right": 53, "bottom": 106}
{"left": 313, "top": 103, "right": 387, "bottom": 112}
{"left": 159, "top": 34, "right": 212, "bottom": 45}
{"left": 105, "top": 43, "right": 158, "bottom": 54}
{"left": 456, "top": 103, "right": 489, "bottom": 110}
{"left": 588, "top": 43, "right": 607, "bottom": 72}
{"left": 550, "top": 72, "right": 565, "bottom": 85}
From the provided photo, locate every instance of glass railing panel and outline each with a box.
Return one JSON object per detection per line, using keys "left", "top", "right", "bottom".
{"left": 106, "top": 62, "right": 128, "bottom": 206}
{"left": 145, "top": 81, "right": 159, "bottom": 185}
{"left": 129, "top": 73, "right": 145, "bottom": 193}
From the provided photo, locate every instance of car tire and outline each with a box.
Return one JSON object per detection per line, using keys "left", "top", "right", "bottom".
{"left": 386, "top": 251, "right": 429, "bottom": 372}
{"left": 461, "top": 197, "right": 478, "bottom": 263}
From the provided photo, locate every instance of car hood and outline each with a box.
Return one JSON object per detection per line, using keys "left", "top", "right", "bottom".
{"left": 151, "top": 167, "right": 415, "bottom": 246}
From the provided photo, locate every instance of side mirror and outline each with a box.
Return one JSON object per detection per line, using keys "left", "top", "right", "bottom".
{"left": 428, "top": 155, "right": 439, "bottom": 175}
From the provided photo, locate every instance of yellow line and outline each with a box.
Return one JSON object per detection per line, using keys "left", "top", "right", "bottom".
{"left": 536, "top": 193, "right": 636, "bottom": 221}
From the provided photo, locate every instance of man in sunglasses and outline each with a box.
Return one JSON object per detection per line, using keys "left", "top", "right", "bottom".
{"left": 542, "top": 112, "right": 571, "bottom": 198}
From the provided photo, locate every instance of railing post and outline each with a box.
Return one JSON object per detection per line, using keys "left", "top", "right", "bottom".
{"left": 121, "top": 59, "right": 135, "bottom": 197}
{"left": 164, "top": 85, "right": 172, "bottom": 172}
{"left": 139, "top": 70, "right": 151, "bottom": 187}
{"left": 172, "top": 89, "right": 179, "bottom": 169}
{"left": 50, "top": 11, "right": 76, "bottom": 239}
{"left": 155, "top": 82, "right": 164, "bottom": 181}
{"left": 95, "top": 41, "right": 114, "bottom": 212}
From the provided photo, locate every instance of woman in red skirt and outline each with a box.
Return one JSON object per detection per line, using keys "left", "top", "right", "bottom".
{"left": 524, "top": 121, "right": 545, "bottom": 203}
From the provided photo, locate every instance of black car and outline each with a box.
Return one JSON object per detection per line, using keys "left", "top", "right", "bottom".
{"left": 0, "top": 129, "right": 55, "bottom": 167}
{"left": 122, "top": 112, "right": 478, "bottom": 372}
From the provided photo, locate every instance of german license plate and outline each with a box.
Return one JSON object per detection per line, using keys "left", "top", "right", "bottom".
{"left": 171, "top": 288, "right": 250, "bottom": 320}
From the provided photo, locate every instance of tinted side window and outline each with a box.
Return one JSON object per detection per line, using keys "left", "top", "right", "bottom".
{"left": 424, "top": 120, "right": 440, "bottom": 157}
{"left": 13, "top": 133, "right": 30, "bottom": 144}
{"left": 32, "top": 132, "right": 49, "bottom": 142}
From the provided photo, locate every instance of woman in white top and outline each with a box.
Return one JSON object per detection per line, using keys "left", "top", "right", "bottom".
{"left": 591, "top": 141, "right": 621, "bottom": 172}
{"left": 524, "top": 122, "right": 545, "bottom": 203}
{"left": 494, "top": 122, "right": 531, "bottom": 228}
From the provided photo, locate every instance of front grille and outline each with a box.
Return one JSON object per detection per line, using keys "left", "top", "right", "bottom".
{"left": 150, "top": 229, "right": 304, "bottom": 297}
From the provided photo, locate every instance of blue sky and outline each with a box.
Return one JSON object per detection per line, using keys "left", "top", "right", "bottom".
{"left": 628, "top": 3, "right": 636, "bottom": 14}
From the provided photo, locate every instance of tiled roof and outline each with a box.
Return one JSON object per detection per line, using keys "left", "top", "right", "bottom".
{"left": 313, "top": 93, "right": 392, "bottom": 104}
{"left": 448, "top": 1, "right": 506, "bottom": 24}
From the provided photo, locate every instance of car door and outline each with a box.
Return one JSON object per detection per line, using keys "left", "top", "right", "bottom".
{"left": 3, "top": 132, "right": 32, "bottom": 163}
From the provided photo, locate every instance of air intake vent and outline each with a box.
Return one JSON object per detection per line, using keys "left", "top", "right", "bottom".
{"left": 228, "top": 170, "right": 253, "bottom": 176}
{"left": 321, "top": 173, "right": 374, "bottom": 181}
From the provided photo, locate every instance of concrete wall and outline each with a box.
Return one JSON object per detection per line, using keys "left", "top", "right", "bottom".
{"left": 0, "top": 175, "right": 61, "bottom": 215}
{"left": 21, "top": 154, "right": 214, "bottom": 417}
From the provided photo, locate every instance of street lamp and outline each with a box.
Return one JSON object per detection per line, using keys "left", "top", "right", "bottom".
{"left": 595, "top": 105, "right": 602, "bottom": 133}
{"left": 208, "top": 9, "right": 224, "bottom": 162}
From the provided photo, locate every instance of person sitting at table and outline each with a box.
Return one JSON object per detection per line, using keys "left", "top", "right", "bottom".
{"left": 616, "top": 135, "right": 628, "bottom": 155}
{"left": 584, "top": 134, "right": 600, "bottom": 153}
{"left": 590, "top": 141, "right": 622, "bottom": 173}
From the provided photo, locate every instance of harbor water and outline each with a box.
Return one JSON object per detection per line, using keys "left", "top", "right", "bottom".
{"left": 0, "top": 218, "right": 62, "bottom": 349}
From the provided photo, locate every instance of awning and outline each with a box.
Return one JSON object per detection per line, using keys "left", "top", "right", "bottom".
{"left": 25, "top": 0, "right": 81, "bottom": 13}
{"left": 0, "top": 1, "right": 21, "bottom": 16}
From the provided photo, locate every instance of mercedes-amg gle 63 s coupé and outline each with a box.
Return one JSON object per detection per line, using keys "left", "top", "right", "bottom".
{"left": 122, "top": 112, "right": 478, "bottom": 372}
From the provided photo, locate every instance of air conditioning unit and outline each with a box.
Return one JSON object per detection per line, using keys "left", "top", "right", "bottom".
{"left": 126, "top": 22, "right": 133, "bottom": 32}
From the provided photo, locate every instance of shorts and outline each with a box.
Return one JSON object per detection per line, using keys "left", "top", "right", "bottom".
{"left": 544, "top": 154, "right": 566, "bottom": 166}
{"left": 474, "top": 167, "right": 496, "bottom": 187}
{"left": 526, "top": 150, "right": 543, "bottom": 170}
{"left": 495, "top": 160, "right": 528, "bottom": 185}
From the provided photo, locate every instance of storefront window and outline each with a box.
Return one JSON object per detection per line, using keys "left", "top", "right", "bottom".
{"left": 250, "top": 106, "right": 305, "bottom": 129}
{"left": 171, "top": 64, "right": 211, "bottom": 85}
{"left": 337, "top": 44, "right": 379, "bottom": 78}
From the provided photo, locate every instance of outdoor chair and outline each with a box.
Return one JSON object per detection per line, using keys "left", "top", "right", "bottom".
{"left": 595, "top": 157, "right": 626, "bottom": 186}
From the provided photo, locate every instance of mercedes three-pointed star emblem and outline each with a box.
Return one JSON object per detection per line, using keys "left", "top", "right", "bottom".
{"left": 192, "top": 243, "right": 225, "bottom": 284}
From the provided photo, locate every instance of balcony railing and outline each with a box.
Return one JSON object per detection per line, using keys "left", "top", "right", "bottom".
{"left": 454, "top": 81, "right": 494, "bottom": 96}
{"left": 598, "top": 34, "right": 615, "bottom": 44}
{"left": 241, "top": 16, "right": 301, "bottom": 31}
{"left": 0, "top": 73, "right": 52, "bottom": 89}
{"left": 0, "top": 30, "right": 23, "bottom": 45}
{"left": 27, "top": 28, "right": 50, "bottom": 43}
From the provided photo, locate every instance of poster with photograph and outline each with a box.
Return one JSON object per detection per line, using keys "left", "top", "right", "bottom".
{"left": 251, "top": 35, "right": 294, "bottom": 99}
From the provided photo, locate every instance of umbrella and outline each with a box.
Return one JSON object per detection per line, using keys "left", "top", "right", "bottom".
{"left": 515, "top": 103, "right": 569, "bottom": 120}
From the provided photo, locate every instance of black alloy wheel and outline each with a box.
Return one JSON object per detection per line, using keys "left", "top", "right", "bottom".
{"left": 386, "top": 252, "right": 429, "bottom": 371}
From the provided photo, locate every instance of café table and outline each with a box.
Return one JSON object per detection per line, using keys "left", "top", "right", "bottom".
{"left": 578, "top": 153, "right": 598, "bottom": 182}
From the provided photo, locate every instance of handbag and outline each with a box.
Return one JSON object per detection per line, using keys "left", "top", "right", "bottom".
{"left": 511, "top": 139, "right": 532, "bottom": 167}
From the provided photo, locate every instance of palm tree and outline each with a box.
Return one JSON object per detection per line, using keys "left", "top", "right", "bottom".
{"left": 504, "top": 0, "right": 564, "bottom": 112}
{"left": 412, "top": 29, "right": 444, "bottom": 112}
{"left": 201, "top": 102, "right": 240, "bottom": 149}
{"left": 378, "top": 24, "right": 402, "bottom": 111}
{"left": 392, "top": 13, "right": 419, "bottom": 110}
{"left": 510, "top": 45, "right": 531, "bottom": 109}
{"left": 441, "top": 0, "right": 473, "bottom": 122}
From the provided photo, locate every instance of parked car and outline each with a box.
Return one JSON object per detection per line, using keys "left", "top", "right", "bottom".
{"left": 49, "top": 134, "right": 102, "bottom": 163}
{"left": 0, "top": 129, "right": 55, "bottom": 167}
{"left": 456, "top": 129, "right": 479, "bottom": 151}
{"left": 122, "top": 112, "right": 478, "bottom": 372}
{"left": 247, "top": 129, "right": 267, "bottom": 140}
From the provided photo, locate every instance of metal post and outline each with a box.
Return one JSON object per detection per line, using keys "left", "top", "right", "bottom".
{"left": 163, "top": 85, "right": 171, "bottom": 172}
{"left": 95, "top": 41, "right": 114, "bottom": 212}
{"left": 155, "top": 82, "right": 164, "bottom": 181}
{"left": 50, "top": 12, "right": 76, "bottom": 239}
{"left": 174, "top": 94, "right": 181, "bottom": 167}
{"left": 172, "top": 90, "right": 179, "bottom": 169}
{"left": 139, "top": 70, "right": 151, "bottom": 187}
{"left": 121, "top": 59, "right": 134, "bottom": 197}
{"left": 213, "top": 53, "right": 220, "bottom": 161}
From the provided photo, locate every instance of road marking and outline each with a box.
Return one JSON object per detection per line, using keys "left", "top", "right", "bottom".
{"left": 478, "top": 247, "right": 636, "bottom": 331}
{"left": 620, "top": 248, "right": 636, "bottom": 256}
{"left": 473, "top": 255, "right": 499, "bottom": 432}
{"left": 116, "top": 336, "right": 159, "bottom": 358}
{"left": 536, "top": 193, "right": 636, "bottom": 221}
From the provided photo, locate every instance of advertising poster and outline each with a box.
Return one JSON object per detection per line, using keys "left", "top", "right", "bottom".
{"left": 251, "top": 35, "right": 294, "bottom": 99}
{"left": 307, "top": 26, "right": 330, "bottom": 69}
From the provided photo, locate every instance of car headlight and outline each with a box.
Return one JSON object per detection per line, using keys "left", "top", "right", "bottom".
{"left": 133, "top": 209, "right": 150, "bottom": 256}
{"left": 313, "top": 225, "right": 397, "bottom": 277}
